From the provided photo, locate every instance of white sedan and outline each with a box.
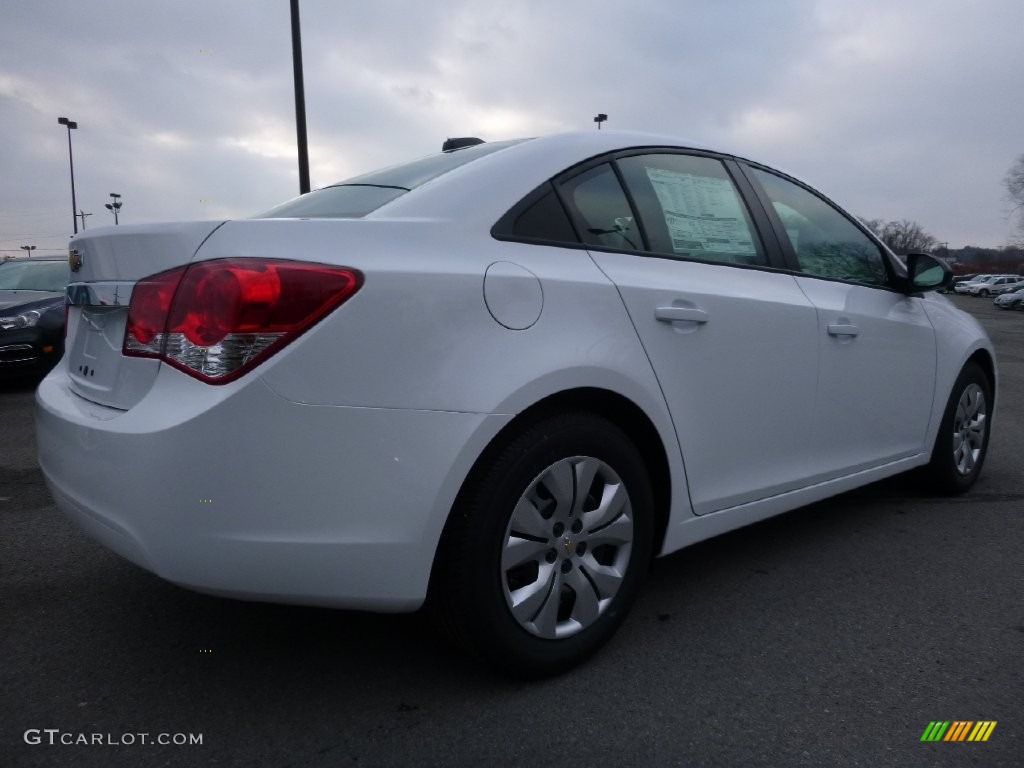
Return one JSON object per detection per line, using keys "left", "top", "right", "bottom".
{"left": 37, "top": 131, "right": 996, "bottom": 676}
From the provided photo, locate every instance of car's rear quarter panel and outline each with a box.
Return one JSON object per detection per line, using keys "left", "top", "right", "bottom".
{"left": 197, "top": 216, "right": 691, "bottom": 554}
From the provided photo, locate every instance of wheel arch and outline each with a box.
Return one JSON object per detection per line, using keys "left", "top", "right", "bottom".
{"left": 966, "top": 348, "right": 996, "bottom": 399}
{"left": 428, "top": 387, "right": 673, "bottom": 592}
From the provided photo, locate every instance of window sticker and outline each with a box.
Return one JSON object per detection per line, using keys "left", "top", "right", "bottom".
{"left": 646, "top": 168, "right": 756, "bottom": 256}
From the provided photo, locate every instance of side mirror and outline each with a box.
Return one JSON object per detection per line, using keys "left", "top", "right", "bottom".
{"left": 905, "top": 252, "right": 952, "bottom": 293}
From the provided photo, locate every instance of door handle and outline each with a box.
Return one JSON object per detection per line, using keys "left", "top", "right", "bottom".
{"left": 655, "top": 306, "right": 709, "bottom": 324}
{"left": 827, "top": 323, "right": 859, "bottom": 337}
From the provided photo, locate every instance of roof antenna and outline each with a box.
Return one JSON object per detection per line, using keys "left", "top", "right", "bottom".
{"left": 594, "top": 113, "right": 607, "bottom": 130}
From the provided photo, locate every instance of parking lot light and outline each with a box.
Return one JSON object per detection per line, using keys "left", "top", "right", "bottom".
{"left": 57, "top": 117, "right": 79, "bottom": 234}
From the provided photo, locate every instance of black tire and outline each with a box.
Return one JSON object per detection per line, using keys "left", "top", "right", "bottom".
{"left": 979, "top": 289, "right": 990, "bottom": 297}
{"left": 923, "top": 362, "right": 992, "bottom": 495}
{"left": 429, "top": 412, "right": 654, "bottom": 678}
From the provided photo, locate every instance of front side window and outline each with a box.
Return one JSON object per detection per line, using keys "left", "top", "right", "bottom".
{"left": 751, "top": 168, "right": 888, "bottom": 285}
{"left": 617, "top": 154, "right": 765, "bottom": 266}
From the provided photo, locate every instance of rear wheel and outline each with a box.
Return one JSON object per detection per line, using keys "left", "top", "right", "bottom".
{"left": 923, "top": 362, "right": 991, "bottom": 494}
{"left": 430, "top": 412, "right": 654, "bottom": 677}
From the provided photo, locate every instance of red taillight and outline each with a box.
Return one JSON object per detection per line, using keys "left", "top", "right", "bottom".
{"left": 124, "top": 258, "right": 362, "bottom": 383}
{"left": 129, "top": 269, "right": 180, "bottom": 344}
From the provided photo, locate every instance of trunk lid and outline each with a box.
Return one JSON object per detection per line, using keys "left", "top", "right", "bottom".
{"left": 65, "top": 221, "right": 226, "bottom": 409}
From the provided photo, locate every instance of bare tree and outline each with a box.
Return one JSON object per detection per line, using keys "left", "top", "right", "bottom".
{"left": 860, "top": 217, "right": 937, "bottom": 254}
{"left": 1005, "top": 154, "right": 1024, "bottom": 238}
{"left": 859, "top": 217, "right": 886, "bottom": 237}
{"left": 881, "top": 220, "right": 937, "bottom": 254}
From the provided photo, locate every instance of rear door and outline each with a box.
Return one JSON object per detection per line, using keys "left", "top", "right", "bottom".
{"left": 558, "top": 153, "right": 821, "bottom": 515}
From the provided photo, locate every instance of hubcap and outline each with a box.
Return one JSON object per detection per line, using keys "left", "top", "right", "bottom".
{"left": 952, "top": 383, "right": 987, "bottom": 476}
{"left": 501, "top": 456, "right": 634, "bottom": 640}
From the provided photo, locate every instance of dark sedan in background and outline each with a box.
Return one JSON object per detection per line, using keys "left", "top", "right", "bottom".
{"left": 0, "top": 257, "right": 69, "bottom": 377}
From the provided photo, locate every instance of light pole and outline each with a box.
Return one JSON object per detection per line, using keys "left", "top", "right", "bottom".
{"left": 290, "top": 0, "right": 311, "bottom": 194}
{"left": 20, "top": 245, "right": 36, "bottom": 258}
{"left": 78, "top": 209, "right": 93, "bottom": 230}
{"left": 57, "top": 117, "right": 79, "bottom": 234}
{"left": 105, "top": 193, "right": 122, "bottom": 224}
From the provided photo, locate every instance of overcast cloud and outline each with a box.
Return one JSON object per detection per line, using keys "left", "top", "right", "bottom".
{"left": 2, "top": 0, "right": 1023, "bottom": 256}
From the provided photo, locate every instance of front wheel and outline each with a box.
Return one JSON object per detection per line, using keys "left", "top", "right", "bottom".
{"left": 923, "top": 362, "right": 992, "bottom": 494}
{"left": 430, "top": 412, "right": 654, "bottom": 677}
{"left": 978, "top": 289, "right": 990, "bottom": 297}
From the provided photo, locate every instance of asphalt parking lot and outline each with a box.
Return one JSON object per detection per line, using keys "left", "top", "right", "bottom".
{"left": 2, "top": 294, "right": 1021, "bottom": 768}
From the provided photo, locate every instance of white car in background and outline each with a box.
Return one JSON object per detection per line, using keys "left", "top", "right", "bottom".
{"left": 987, "top": 277, "right": 1024, "bottom": 296}
{"left": 36, "top": 132, "right": 997, "bottom": 676}
{"left": 955, "top": 274, "right": 1019, "bottom": 296}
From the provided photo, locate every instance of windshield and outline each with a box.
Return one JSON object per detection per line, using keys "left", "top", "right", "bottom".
{"left": 0, "top": 260, "right": 70, "bottom": 291}
{"left": 256, "top": 139, "right": 527, "bottom": 219}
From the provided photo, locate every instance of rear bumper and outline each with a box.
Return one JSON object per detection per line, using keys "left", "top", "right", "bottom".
{"left": 36, "top": 366, "right": 507, "bottom": 611}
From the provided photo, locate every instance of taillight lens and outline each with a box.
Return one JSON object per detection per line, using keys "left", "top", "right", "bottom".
{"left": 124, "top": 258, "right": 362, "bottom": 383}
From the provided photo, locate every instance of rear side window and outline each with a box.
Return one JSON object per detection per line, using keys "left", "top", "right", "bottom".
{"left": 751, "top": 167, "right": 888, "bottom": 285}
{"left": 505, "top": 186, "right": 579, "bottom": 243}
{"left": 559, "top": 164, "right": 643, "bottom": 251}
{"left": 618, "top": 153, "right": 766, "bottom": 265}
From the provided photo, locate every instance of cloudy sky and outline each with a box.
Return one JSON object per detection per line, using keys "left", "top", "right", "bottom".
{"left": 2, "top": 0, "right": 1023, "bottom": 257}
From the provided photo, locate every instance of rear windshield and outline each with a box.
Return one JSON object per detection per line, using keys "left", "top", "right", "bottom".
{"left": 0, "top": 260, "right": 70, "bottom": 291}
{"left": 256, "top": 139, "right": 526, "bottom": 219}
{"left": 256, "top": 185, "right": 406, "bottom": 219}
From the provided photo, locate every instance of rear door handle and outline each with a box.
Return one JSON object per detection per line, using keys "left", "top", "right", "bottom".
{"left": 655, "top": 306, "right": 709, "bottom": 324}
{"left": 827, "top": 323, "right": 859, "bottom": 337}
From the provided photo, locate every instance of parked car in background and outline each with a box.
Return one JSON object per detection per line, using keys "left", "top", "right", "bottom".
{"left": 955, "top": 275, "right": 1019, "bottom": 296}
{"left": 953, "top": 276, "right": 990, "bottom": 294}
{"left": 36, "top": 131, "right": 997, "bottom": 676}
{"left": 945, "top": 273, "right": 981, "bottom": 293}
{"left": 0, "top": 256, "right": 69, "bottom": 377}
{"left": 988, "top": 277, "right": 1024, "bottom": 296}
{"left": 993, "top": 288, "right": 1024, "bottom": 310}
